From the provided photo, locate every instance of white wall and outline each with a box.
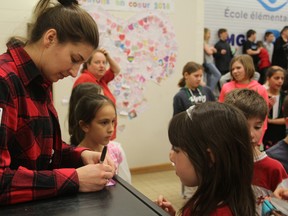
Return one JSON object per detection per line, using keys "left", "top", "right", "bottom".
{"left": 0, "top": 0, "right": 204, "bottom": 169}
{"left": 0, "top": 0, "right": 37, "bottom": 53}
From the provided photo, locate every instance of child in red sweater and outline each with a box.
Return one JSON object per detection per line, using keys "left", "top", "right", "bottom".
{"left": 224, "top": 89, "right": 287, "bottom": 205}
{"left": 257, "top": 41, "right": 271, "bottom": 84}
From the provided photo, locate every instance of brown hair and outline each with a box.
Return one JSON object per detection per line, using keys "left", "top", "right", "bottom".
{"left": 230, "top": 55, "right": 255, "bottom": 80}
{"left": 224, "top": 88, "right": 268, "bottom": 121}
{"left": 217, "top": 28, "right": 227, "bottom": 38}
{"left": 68, "top": 82, "right": 103, "bottom": 143}
{"left": 80, "top": 49, "right": 106, "bottom": 73}
{"left": 178, "top": 62, "right": 203, "bottom": 87}
{"left": 266, "top": 65, "right": 286, "bottom": 79}
{"left": 24, "top": 0, "right": 99, "bottom": 48}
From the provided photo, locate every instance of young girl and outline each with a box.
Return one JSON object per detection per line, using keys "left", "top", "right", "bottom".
{"left": 219, "top": 54, "right": 269, "bottom": 103}
{"left": 156, "top": 102, "right": 256, "bottom": 216}
{"left": 203, "top": 28, "right": 221, "bottom": 92}
{"left": 173, "top": 61, "right": 215, "bottom": 116}
{"left": 69, "top": 83, "right": 103, "bottom": 145}
{"left": 69, "top": 87, "right": 131, "bottom": 183}
{"left": 263, "top": 66, "right": 287, "bottom": 150}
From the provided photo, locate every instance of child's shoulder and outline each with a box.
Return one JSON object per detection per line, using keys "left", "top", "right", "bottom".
{"left": 221, "top": 81, "right": 237, "bottom": 92}
{"left": 256, "top": 152, "right": 287, "bottom": 176}
{"left": 178, "top": 87, "right": 187, "bottom": 93}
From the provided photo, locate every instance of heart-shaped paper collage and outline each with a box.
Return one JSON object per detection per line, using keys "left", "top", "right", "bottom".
{"left": 83, "top": 6, "right": 178, "bottom": 118}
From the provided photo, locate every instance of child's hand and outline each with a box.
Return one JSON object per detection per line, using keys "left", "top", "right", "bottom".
{"left": 154, "top": 195, "right": 176, "bottom": 216}
{"left": 274, "top": 187, "right": 288, "bottom": 201}
{"left": 268, "top": 96, "right": 276, "bottom": 109}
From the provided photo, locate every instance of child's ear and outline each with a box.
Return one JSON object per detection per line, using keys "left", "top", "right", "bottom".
{"left": 79, "top": 120, "right": 89, "bottom": 133}
{"left": 183, "top": 71, "right": 189, "bottom": 78}
{"left": 206, "top": 148, "right": 215, "bottom": 166}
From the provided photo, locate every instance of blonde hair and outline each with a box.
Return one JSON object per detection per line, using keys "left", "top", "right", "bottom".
{"left": 204, "top": 28, "right": 210, "bottom": 43}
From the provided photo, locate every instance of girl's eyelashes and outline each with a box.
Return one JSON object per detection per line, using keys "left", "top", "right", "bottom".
{"left": 71, "top": 56, "right": 81, "bottom": 64}
{"left": 99, "top": 119, "right": 116, "bottom": 126}
{"left": 71, "top": 57, "right": 77, "bottom": 64}
{"left": 254, "top": 125, "right": 262, "bottom": 130}
{"left": 99, "top": 120, "right": 109, "bottom": 125}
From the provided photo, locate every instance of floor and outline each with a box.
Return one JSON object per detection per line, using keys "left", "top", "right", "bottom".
{"left": 131, "top": 170, "right": 195, "bottom": 213}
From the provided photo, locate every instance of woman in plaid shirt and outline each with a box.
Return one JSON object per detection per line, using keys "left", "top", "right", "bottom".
{"left": 0, "top": 0, "right": 115, "bottom": 205}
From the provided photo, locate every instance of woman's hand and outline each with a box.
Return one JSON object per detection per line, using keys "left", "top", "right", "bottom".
{"left": 81, "top": 150, "right": 116, "bottom": 174}
{"left": 76, "top": 163, "right": 114, "bottom": 192}
{"left": 98, "top": 47, "right": 121, "bottom": 76}
{"left": 99, "top": 48, "right": 108, "bottom": 56}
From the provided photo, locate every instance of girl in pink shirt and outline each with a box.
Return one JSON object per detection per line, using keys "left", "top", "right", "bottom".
{"left": 219, "top": 54, "right": 269, "bottom": 103}
{"left": 69, "top": 85, "right": 131, "bottom": 183}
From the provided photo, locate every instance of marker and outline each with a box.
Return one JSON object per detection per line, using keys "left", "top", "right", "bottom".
{"left": 99, "top": 146, "right": 107, "bottom": 164}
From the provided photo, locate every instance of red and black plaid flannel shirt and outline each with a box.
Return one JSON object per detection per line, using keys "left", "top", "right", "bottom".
{"left": 0, "top": 40, "right": 85, "bottom": 205}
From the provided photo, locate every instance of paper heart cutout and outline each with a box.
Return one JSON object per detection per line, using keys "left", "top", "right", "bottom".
{"left": 119, "top": 34, "right": 125, "bottom": 41}
{"left": 123, "top": 101, "right": 129, "bottom": 107}
{"left": 125, "top": 40, "right": 131, "bottom": 46}
{"left": 83, "top": 6, "right": 178, "bottom": 117}
{"left": 138, "top": 20, "right": 144, "bottom": 26}
{"left": 128, "top": 24, "right": 134, "bottom": 30}
{"left": 124, "top": 49, "right": 131, "bottom": 55}
{"left": 127, "top": 56, "right": 134, "bottom": 62}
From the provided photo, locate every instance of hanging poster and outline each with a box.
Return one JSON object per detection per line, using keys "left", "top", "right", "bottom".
{"left": 83, "top": 5, "right": 178, "bottom": 118}
{"left": 205, "top": 0, "right": 288, "bottom": 50}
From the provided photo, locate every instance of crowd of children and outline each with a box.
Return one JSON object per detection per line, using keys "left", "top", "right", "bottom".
{"left": 165, "top": 27, "right": 288, "bottom": 215}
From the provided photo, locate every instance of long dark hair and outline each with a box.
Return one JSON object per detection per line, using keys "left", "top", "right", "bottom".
{"left": 70, "top": 94, "right": 115, "bottom": 146}
{"left": 168, "top": 102, "right": 256, "bottom": 216}
{"left": 178, "top": 62, "right": 203, "bottom": 87}
{"left": 68, "top": 83, "right": 102, "bottom": 139}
